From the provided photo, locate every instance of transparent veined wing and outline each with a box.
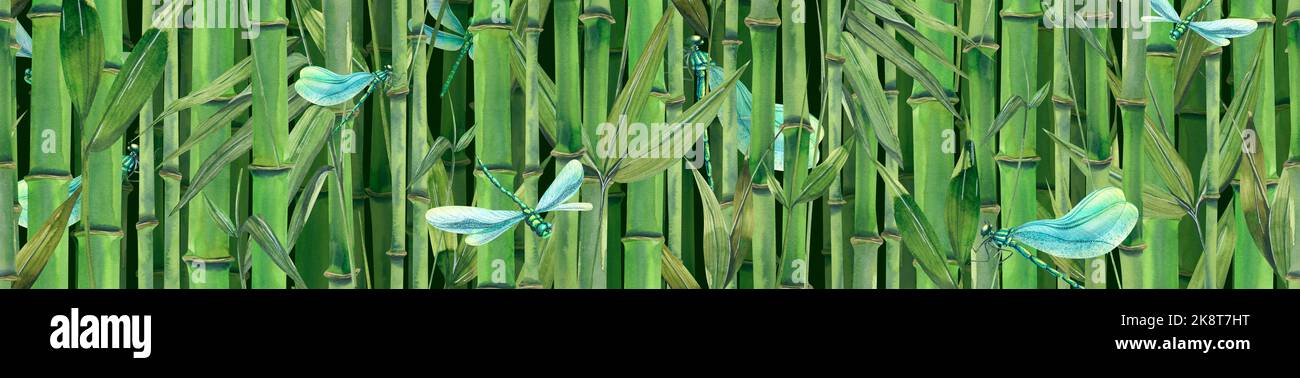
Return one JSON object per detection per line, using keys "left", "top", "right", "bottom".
{"left": 15, "top": 21, "right": 32, "bottom": 58}
{"left": 465, "top": 220, "right": 518, "bottom": 246}
{"left": 17, "top": 177, "right": 83, "bottom": 228}
{"left": 1188, "top": 18, "right": 1258, "bottom": 47}
{"left": 293, "top": 66, "right": 376, "bottom": 107}
{"left": 535, "top": 160, "right": 586, "bottom": 213}
{"left": 1009, "top": 187, "right": 1139, "bottom": 259}
{"left": 548, "top": 202, "right": 594, "bottom": 212}
{"left": 422, "top": 24, "right": 468, "bottom": 52}
{"left": 1142, "top": 0, "right": 1181, "bottom": 23}
{"left": 426, "top": 0, "right": 466, "bottom": 35}
{"left": 425, "top": 206, "right": 525, "bottom": 235}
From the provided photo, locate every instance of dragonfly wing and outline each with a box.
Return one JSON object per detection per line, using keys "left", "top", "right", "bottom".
{"left": 427, "top": 0, "right": 467, "bottom": 35}
{"left": 535, "top": 160, "right": 585, "bottom": 213}
{"left": 425, "top": 206, "right": 525, "bottom": 235}
{"left": 430, "top": 27, "right": 467, "bottom": 51}
{"left": 1189, "top": 19, "right": 1258, "bottom": 46}
{"left": 465, "top": 221, "right": 520, "bottom": 246}
{"left": 17, "top": 180, "right": 27, "bottom": 228}
{"left": 293, "top": 66, "right": 376, "bottom": 107}
{"left": 1145, "top": 0, "right": 1181, "bottom": 23}
{"left": 1010, "top": 187, "right": 1139, "bottom": 259}
{"left": 547, "top": 202, "right": 594, "bottom": 212}
{"left": 16, "top": 21, "right": 32, "bottom": 58}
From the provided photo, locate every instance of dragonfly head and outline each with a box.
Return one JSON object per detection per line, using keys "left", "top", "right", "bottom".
{"left": 689, "top": 35, "right": 705, "bottom": 49}
{"left": 378, "top": 65, "right": 395, "bottom": 82}
{"left": 979, "top": 223, "right": 993, "bottom": 237}
{"left": 535, "top": 221, "right": 553, "bottom": 238}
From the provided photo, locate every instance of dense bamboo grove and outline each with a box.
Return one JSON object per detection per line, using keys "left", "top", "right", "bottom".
{"left": 2, "top": 0, "right": 1297, "bottom": 289}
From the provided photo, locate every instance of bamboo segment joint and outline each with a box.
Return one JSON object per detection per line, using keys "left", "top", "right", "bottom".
{"left": 468, "top": 23, "right": 512, "bottom": 32}
{"left": 999, "top": 10, "right": 1043, "bottom": 21}
{"left": 1115, "top": 97, "right": 1146, "bottom": 109}
{"left": 182, "top": 255, "right": 235, "bottom": 265}
{"left": 744, "top": 16, "right": 781, "bottom": 29}
{"left": 850, "top": 235, "right": 884, "bottom": 246}
{"left": 252, "top": 19, "right": 290, "bottom": 28}
{"left": 1118, "top": 243, "right": 1147, "bottom": 253}
{"left": 579, "top": 9, "right": 616, "bottom": 24}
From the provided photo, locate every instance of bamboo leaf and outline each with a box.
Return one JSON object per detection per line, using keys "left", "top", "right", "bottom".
{"left": 154, "top": 53, "right": 307, "bottom": 124}
{"left": 844, "top": 12, "right": 959, "bottom": 118}
{"left": 669, "top": 0, "right": 710, "bottom": 37}
{"left": 660, "top": 245, "right": 701, "bottom": 289}
{"left": 768, "top": 171, "right": 788, "bottom": 207}
{"left": 202, "top": 194, "right": 238, "bottom": 238}
{"left": 947, "top": 145, "right": 980, "bottom": 265}
{"left": 286, "top": 106, "right": 336, "bottom": 192}
{"left": 1188, "top": 209, "right": 1237, "bottom": 289}
{"left": 170, "top": 123, "right": 253, "bottom": 217}
{"left": 241, "top": 215, "right": 309, "bottom": 289}
{"left": 792, "top": 137, "right": 853, "bottom": 206}
{"left": 983, "top": 95, "right": 1024, "bottom": 141}
{"left": 287, "top": 166, "right": 333, "bottom": 249}
{"left": 87, "top": 28, "right": 168, "bottom": 152}
{"left": 1239, "top": 120, "right": 1278, "bottom": 272}
{"left": 163, "top": 90, "right": 251, "bottom": 161}
{"left": 842, "top": 33, "right": 903, "bottom": 162}
{"left": 11, "top": 186, "right": 83, "bottom": 289}
{"left": 409, "top": 137, "right": 451, "bottom": 189}
{"left": 1142, "top": 118, "right": 1196, "bottom": 211}
{"left": 892, "top": 195, "right": 958, "bottom": 289}
{"left": 867, "top": 0, "right": 981, "bottom": 67}
{"left": 606, "top": 10, "right": 673, "bottom": 126}
{"left": 454, "top": 124, "right": 477, "bottom": 152}
{"left": 59, "top": 0, "right": 102, "bottom": 119}
{"left": 691, "top": 168, "right": 729, "bottom": 288}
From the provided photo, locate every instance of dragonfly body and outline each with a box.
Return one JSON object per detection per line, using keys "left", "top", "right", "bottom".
{"left": 19, "top": 145, "right": 141, "bottom": 228}
{"left": 685, "top": 36, "right": 714, "bottom": 187}
{"left": 294, "top": 65, "right": 393, "bottom": 128}
{"left": 426, "top": 159, "right": 592, "bottom": 246}
{"left": 425, "top": 0, "right": 474, "bottom": 98}
{"left": 1144, "top": 0, "right": 1257, "bottom": 46}
{"left": 978, "top": 187, "right": 1139, "bottom": 289}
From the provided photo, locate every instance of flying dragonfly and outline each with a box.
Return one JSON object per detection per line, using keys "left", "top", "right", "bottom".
{"left": 423, "top": 0, "right": 474, "bottom": 98}
{"left": 18, "top": 144, "right": 141, "bottom": 228}
{"left": 293, "top": 65, "right": 394, "bottom": 128}
{"left": 978, "top": 187, "right": 1139, "bottom": 289}
{"left": 686, "top": 35, "right": 820, "bottom": 173}
{"left": 425, "top": 159, "right": 592, "bottom": 246}
{"left": 1144, "top": 0, "right": 1257, "bottom": 47}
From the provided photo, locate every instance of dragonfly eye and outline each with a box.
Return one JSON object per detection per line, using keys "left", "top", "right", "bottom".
{"left": 979, "top": 224, "right": 992, "bottom": 236}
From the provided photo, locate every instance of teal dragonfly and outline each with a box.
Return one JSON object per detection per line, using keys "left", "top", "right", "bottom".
{"left": 425, "top": 159, "right": 592, "bottom": 246}
{"left": 294, "top": 65, "right": 394, "bottom": 129}
{"left": 1143, "top": 0, "right": 1257, "bottom": 46}
{"left": 424, "top": 0, "right": 474, "bottom": 98}
{"left": 979, "top": 187, "right": 1139, "bottom": 289}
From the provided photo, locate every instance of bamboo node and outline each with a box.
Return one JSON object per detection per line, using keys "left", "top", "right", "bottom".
{"left": 1204, "top": 46, "right": 1224, "bottom": 57}
{"left": 24, "top": 173, "right": 74, "bottom": 181}
{"left": 1076, "top": 11, "right": 1114, "bottom": 22}
{"left": 1081, "top": 156, "right": 1114, "bottom": 168}
{"left": 1118, "top": 243, "right": 1147, "bottom": 253}
{"left": 722, "top": 39, "right": 744, "bottom": 47}
{"left": 1115, "top": 97, "right": 1146, "bottom": 109}
{"left": 182, "top": 255, "right": 235, "bottom": 265}
{"left": 850, "top": 235, "right": 884, "bottom": 246}
{"left": 1284, "top": 159, "right": 1300, "bottom": 169}
{"left": 622, "top": 233, "right": 665, "bottom": 242}
{"left": 578, "top": 11, "right": 617, "bottom": 24}
{"left": 1285, "top": 15, "right": 1300, "bottom": 26}
{"left": 744, "top": 16, "right": 781, "bottom": 28}
{"left": 27, "top": 9, "right": 62, "bottom": 19}
{"left": 0, "top": 16, "right": 15, "bottom": 23}
{"left": 324, "top": 271, "right": 353, "bottom": 281}
{"left": 551, "top": 149, "right": 588, "bottom": 159}
{"left": 980, "top": 203, "right": 1002, "bottom": 215}
{"left": 158, "top": 168, "right": 184, "bottom": 181}
{"left": 468, "top": 23, "right": 513, "bottom": 33}
{"left": 407, "top": 192, "right": 432, "bottom": 204}
{"left": 779, "top": 122, "right": 817, "bottom": 134}
{"left": 1251, "top": 16, "right": 1277, "bottom": 26}
{"left": 663, "top": 95, "right": 687, "bottom": 106}
{"left": 994, "top": 154, "right": 1041, "bottom": 165}
{"left": 998, "top": 10, "right": 1043, "bottom": 21}
{"left": 1051, "top": 95, "right": 1076, "bottom": 108}
{"left": 251, "top": 19, "right": 290, "bottom": 28}
{"left": 365, "top": 189, "right": 392, "bottom": 199}
{"left": 827, "top": 199, "right": 847, "bottom": 207}
{"left": 386, "top": 249, "right": 408, "bottom": 258}
{"left": 824, "top": 53, "right": 846, "bottom": 64}
{"left": 135, "top": 219, "right": 160, "bottom": 229}
{"left": 0, "top": 160, "right": 15, "bottom": 169}
{"left": 0, "top": 275, "right": 16, "bottom": 282}
{"left": 881, "top": 230, "right": 902, "bottom": 241}
{"left": 386, "top": 87, "right": 411, "bottom": 98}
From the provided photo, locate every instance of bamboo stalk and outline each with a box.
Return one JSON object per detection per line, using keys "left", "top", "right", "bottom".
{"left": 1048, "top": 1, "right": 1075, "bottom": 289}
{"left": 28, "top": 0, "right": 72, "bottom": 288}
{"left": 776, "top": 0, "right": 811, "bottom": 289}
{"left": 579, "top": 0, "right": 613, "bottom": 289}
{"left": 913, "top": 0, "right": 956, "bottom": 288}
{"left": 474, "top": 0, "right": 516, "bottom": 288}
{"left": 745, "top": 0, "right": 778, "bottom": 289}
{"left": 621, "top": 0, "right": 665, "bottom": 289}
{"left": 967, "top": 0, "right": 999, "bottom": 289}
{"left": 552, "top": 0, "right": 581, "bottom": 288}
{"left": 367, "top": 0, "right": 393, "bottom": 288}
{"left": 1231, "top": 0, "right": 1276, "bottom": 289}
{"left": 1144, "top": 11, "right": 1177, "bottom": 289}
{"left": 322, "top": 0, "right": 357, "bottom": 289}
{"left": 664, "top": 0, "right": 684, "bottom": 270}
{"left": 849, "top": 89, "right": 881, "bottom": 289}
{"left": 0, "top": 0, "right": 16, "bottom": 288}
{"left": 1202, "top": 2, "right": 1223, "bottom": 289}
{"left": 1285, "top": 0, "right": 1300, "bottom": 287}
{"left": 718, "top": 0, "right": 739, "bottom": 235}
{"left": 518, "top": 0, "right": 544, "bottom": 288}
{"left": 408, "top": 0, "right": 431, "bottom": 289}
{"left": 159, "top": 19, "right": 181, "bottom": 289}
{"left": 183, "top": 0, "right": 234, "bottom": 289}
{"left": 825, "top": 0, "right": 845, "bottom": 288}
{"left": 881, "top": 21, "right": 906, "bottom": 289}
{"left": 385, "top": 0, "right": 411, "bottom": 289}
{"left": 251, "top": 0, "right": 289, "bottom": 288}
{"left": 1118, "top": 13, "right": 1148, "bottom": 290}
{"left": 1081, "top": 8, "right": 1112, "bottom": 289}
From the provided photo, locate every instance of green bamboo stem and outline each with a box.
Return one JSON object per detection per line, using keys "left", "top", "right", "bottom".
{"left": 367, "top": 0, "right": 393, "bottom": 288}
{"left": 746, "top": 0, "right": 778, "bottom": 289}
{"left": 474, "top": 0, "right": 516, "bottom": 288}
{"left": 1231, "top": 0, "right": 1276, "bottom": 289}
{"left": 776, "top": 0, "right": 812, "bottom": 289}
{"left": 966, "top": 0, "right": 999, "bottom": 289}
{"left": 912, "top": 0, "right": 956, "bottom": 288}
{"left": 1081, "top": 19, "right": 1111, "bottom": 289}
{"left": 251, "top": 0, "right": 289, "bottom": 288}
{"left": 183, "top": 0, "right": 234, "bottom": 289}
{"left": 322, "top": 0, "right": 356, "bottom": 289}
{"left": 881, "top": 22, "right": 905, "bottom": 289}
{"left": 1144, "top": 15, "right": 1177, "bottom": 289}
{"left": 1117, "top": 17, "right": 1148, "bottom": 290}
{"left": 159, "top": 24, "right": 181, "bottom": 289}
{"left": 81, "top": 0, "right": 124, "bottom": 289}
{"left": 28, "top": 0, "right": 72, "bottom": 288}
{"left": 518, "top": 0, "right": 544, "bottom": 288}
{"left": 385, "top": 0, "right": 411, "bottom": 289}
{"left": 579, "top": 0, "right": 612, "bottom": 289}
{"left": 1285, "top": 0, "right": 1300, "bottom": 287}
{"left": 718, "top": 0, "right": 739, "bottom": 233}
{"left": 849, "top": 90, "right": 881, "bottom": 289}
{"left": 1203, "top": 2, "right": 1223, "bottom": 289}
{"left": 826, "top": 0, "right": 848, "bottom": 289}
{"left": 408, "top": 0, "right": 431, "bottom": 289}
{"left": 664, "top": 0, "right": 684, "bottom": 267}
{"left": 621, "top": 0, "right": 665, "bottom": 289}
{"left": 1049, "top": 3, "right": 1075, "bottom": 289}
{"left": 552, "top": 0, "right": 581, "bottom": 288}
{"left": 0, "top": 0, "right": 16, "bottom": 288}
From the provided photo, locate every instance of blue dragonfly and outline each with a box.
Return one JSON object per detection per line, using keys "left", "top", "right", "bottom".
{"left": 685, "top": 35, "right": 819, "bottom": 173}
{"left": 423, "top": 0, "right": 474, "bottom": 98}
{"left": 425, "top": 159, "right": 592, "bottom": 246}
{"left": 293, "top": 65, "right": 394, "bottom": 127}
{"left": 1143, "top": 0, "right": 1257, "bottom": 46}
{"left": 18, "top": 144, "right": 140, "bottom": 228}
{"left": 978, "top": 187, "right": 1139, "bottom": 289}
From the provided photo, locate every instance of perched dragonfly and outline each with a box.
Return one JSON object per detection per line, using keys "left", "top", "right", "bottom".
{"left": 18, "top": 144, "right": 141, "bottom": 228}
{"left": 686, "top": 35, "right": 820, "bottom": 173}
{"left": 293, "top": 65, "right": 394, "bottom": 127}
{"left": 425, "top": 159, "right": 592, "bottom": 246}
{"left": 1144, "top": 0, "right": 1257, "bottom": 46}
{"left": 424, "top": 0, "right": 474, "bottom": 98}
{"left": 979, "top": 187, "right": 1139, "bottom": 289}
